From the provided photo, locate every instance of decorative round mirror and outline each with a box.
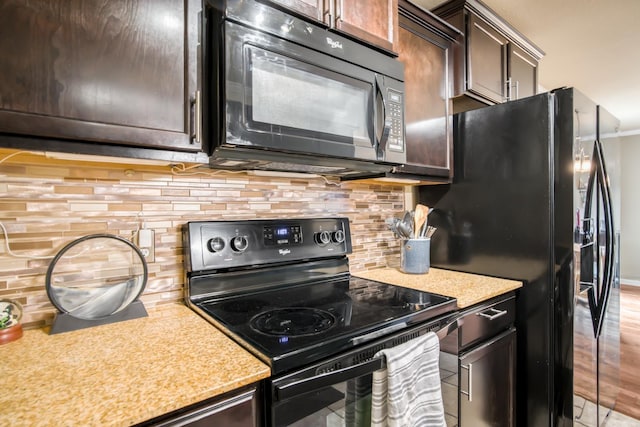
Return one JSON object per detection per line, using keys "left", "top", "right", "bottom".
{"left": 45, "top": 234, "right": 148, "bottom": 333}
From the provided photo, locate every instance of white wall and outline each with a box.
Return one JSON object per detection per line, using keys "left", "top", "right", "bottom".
{"left": 620, "top": 134, "right": 640, "bottom": 283}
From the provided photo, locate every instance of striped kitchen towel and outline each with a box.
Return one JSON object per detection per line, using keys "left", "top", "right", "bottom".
{"left": 371, "top": 331, "right": 445, "bottom": 427}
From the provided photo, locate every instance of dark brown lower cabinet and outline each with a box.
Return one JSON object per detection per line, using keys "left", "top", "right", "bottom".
{"left": 459, "top": 328, "right": 516, "bottom": 427}
{"left": 455, "top": 293, "right": 517, "bottom": 427}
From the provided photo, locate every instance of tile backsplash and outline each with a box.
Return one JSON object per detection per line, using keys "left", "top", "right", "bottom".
{"left": 0, "top": 150, "right": 406, "bottom": 328}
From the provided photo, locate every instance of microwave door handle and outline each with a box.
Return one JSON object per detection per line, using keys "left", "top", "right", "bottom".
{"left": 375, "top": 74, "right": 391, "bottom": 157}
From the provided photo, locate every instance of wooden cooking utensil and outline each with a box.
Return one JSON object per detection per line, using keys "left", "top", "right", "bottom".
{"left": 414, "top": 204, "right": 429, "bottom": 239}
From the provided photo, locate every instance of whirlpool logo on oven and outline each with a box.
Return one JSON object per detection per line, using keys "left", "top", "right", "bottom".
{"left": 278, "top": 249, "right": 291, "bottom": 256}
{"left": 326, "top": 37, "right": 343, "bottom": 49}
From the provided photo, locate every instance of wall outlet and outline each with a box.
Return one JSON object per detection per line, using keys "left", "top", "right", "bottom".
{"left": 137, "top": 228, "right": 155, "bottom": 263}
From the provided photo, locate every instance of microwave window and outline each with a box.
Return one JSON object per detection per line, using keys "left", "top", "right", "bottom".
{"left": 247, "top": 47, "right": 373, "bottom": 146}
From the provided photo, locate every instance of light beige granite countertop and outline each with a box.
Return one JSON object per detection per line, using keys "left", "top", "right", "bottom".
{"left": 354, "top": 267, "right": 522, "bottom": 308}
{"left": 0, "top": 304, "right": 270, "bottom": 427}
{"left": 0, "top": 271, "right": 520, "bottom": 426}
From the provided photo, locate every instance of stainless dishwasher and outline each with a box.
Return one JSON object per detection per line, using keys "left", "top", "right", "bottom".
{"left": 440, "top": 292, "right": 517, "bottom": 427}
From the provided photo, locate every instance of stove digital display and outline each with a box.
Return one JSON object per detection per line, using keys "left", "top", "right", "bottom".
{"left": 263, "top": 225, "right": 303, "bottom": 246}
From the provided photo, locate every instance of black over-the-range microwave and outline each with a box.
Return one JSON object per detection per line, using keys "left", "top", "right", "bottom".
{"left": 203, "top": 0, "right": 407, "bottom": 178}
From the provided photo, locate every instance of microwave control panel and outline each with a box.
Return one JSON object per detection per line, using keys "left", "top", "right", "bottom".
{"left": 387, "top": 89, "right": 405, "bottom": 152}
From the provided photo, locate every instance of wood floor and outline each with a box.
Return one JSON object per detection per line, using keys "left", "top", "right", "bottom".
{"left": 616, "top": 284, "right": 640, "bottom": 420}
{"left": 573, "top": 284, "right": 640, "bottom": 421}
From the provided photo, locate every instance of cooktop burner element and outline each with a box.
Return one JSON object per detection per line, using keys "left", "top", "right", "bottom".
{"left": 251, "top": 308, "right": 336, "bottom": 336}
{"left": 183, "top": 218, "right": 457, "bottom": 374}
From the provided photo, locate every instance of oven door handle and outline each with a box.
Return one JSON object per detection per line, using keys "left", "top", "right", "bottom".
{"left": 275, "top": 357, "right": 384, "bottom": 401}
{"left": 436, "top": 315, "right": 463, "bottom": 340}
{"left": 274, "top": 316, "right": 462, "bottom": 401}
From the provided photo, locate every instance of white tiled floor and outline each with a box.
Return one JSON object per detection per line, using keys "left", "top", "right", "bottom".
{"left": 574, "top": 395, "right": 640, "bottom": 426}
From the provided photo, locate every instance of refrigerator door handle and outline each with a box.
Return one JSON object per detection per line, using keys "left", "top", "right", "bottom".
{"left": 580, "top": 146, "right": 598, "bottom": 327}
{"left": 580, "top": 134, "right": 615, "bottom": 338}
{"left": 592, "top": 137, "right": 615, "bottom": 338}
{"left": 578, "top": 245, "right": 595, "bottom": 294}
{"left": 579, "top": 226, "right": 595, "bottom": 294}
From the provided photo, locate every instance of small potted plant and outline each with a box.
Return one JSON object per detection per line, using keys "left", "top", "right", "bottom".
{"left": 0, "top": 299, "right": 23, "bottom": 345}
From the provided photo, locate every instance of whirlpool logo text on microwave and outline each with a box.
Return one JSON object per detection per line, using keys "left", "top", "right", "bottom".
{"left": 326, "top": 37, "right": 343, "bottom": 49}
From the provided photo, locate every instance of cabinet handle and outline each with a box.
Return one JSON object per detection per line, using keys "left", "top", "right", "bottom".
{"left": 514, "top": 80, "right": 519, "bottom": 100}
{"left": 477, "top": 307, "right": 508, "bottom": 320}
{"left": 192, "top": 90, "right": 202, "bottom": 145}
{"left": 505, "top": 77, "right": 512, "bottom": 101}
{"left": 461, "top": 363, "right": 473, "bottom": 402}
{"left": 336, "top": 0, "right": 343, "bottom": 22}
{"left": 324, "top": 0, "right": 334, "bottom": 26}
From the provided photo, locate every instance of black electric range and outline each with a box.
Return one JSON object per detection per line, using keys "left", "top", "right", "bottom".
{"left": 183, "top": 217, "right": 457, "bottom": 374}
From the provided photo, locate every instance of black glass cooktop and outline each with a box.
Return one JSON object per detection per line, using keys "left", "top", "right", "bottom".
{"left": 194, "top": 276, "right": 456, "bottom": 374}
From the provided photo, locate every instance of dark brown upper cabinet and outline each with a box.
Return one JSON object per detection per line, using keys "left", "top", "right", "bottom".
{"left": 431, "top": 0, "right": 543, "bottom": 110}
{"left": 508, "top": 43, "right": 538, "bottom": 100}
{"left": 391, "top": 0, "right": 461, "bottom": 181}
{"left": 268, "top": 0, "right": 398, "bottom": 53}
{"left": 0, "top": 0, "right": 202, "bottom": 153}
{"left": 466, "top": 14, "right": 509, "bottom": 103}
{"left": 267, "top": 0, "right": 324, "bottom": 21}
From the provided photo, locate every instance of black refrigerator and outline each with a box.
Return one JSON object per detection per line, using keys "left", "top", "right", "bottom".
{"left": 419, "top": 88, "right": 621, "bottom": 427}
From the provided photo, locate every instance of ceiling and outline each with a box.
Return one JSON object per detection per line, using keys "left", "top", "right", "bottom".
{"left": 413, "top": 0, "right": 640, "bottom": 134}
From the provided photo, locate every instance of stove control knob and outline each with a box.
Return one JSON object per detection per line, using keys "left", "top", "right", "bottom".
{"left": 332, "top": 230, "right": 346, "bottom": 244}
{"left": 207, "top": 237, "right": 225, "bottom": 253}
{"left": 230, "top": 236, "right": 249, "bottom": 252}
{"left": 314, "top": 231, "right": 332, "bottom": 246}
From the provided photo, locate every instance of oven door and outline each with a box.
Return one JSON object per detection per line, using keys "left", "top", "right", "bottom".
{"left": 217, "top": 19, "right": 405, "bottom": 165}
{"left": 267, "top": 317, "right": 461, "bottom": 427}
